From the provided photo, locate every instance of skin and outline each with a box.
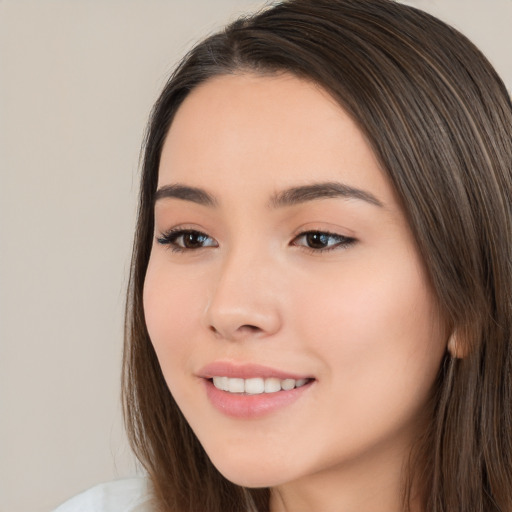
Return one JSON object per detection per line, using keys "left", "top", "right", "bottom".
{"left": 143, "top": 73, "right": 448, "bottom": 512}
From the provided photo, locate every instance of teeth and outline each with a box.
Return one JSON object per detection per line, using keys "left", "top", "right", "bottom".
{"left": 212, "top": 376, "right": 309, "bottom": 394}
{"left": 264, "top": 377, "right": 281, "bottom": 393}
{"left": 212, "top": 376, "right": 229, "bottom": 391}
{"left": 245, "top": 377, "right": 265, "bottom": 394}
{"left": 228, "top": 378, "right": 245, "bottom": 393}
{"left": 281, "top": 378, "right": 295, "bottom": 391}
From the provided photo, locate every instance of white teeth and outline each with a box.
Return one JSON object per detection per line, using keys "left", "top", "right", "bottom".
{"left": 245, "top": 378, "right": 265, "bottom": 394}
{"left": 212, "top": 376, "right": 229, "bottom": 391}
{"left": 212, "top": 376, "right": 310, "bottom": 394}
{"left": 281, "top": 379, "right": 296, "bottom": 391}
{"left": 264, "top": 377, "right": 281, "bottom": 393}
{"left": 228, "top": 378, "right": 245, "bottom": 393}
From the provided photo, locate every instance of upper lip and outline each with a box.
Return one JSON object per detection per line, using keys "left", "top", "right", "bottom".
{"left": 198, "top": 361, "right": 312, "bottom": 380}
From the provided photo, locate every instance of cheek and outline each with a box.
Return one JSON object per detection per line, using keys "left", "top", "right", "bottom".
{"left": 292, "top": 250, "right": 445, "bottom": 388}
{"left": 143, "top": 257, "right": 204, "bottom": 373}
{"left": 286, "top": 256, "right": 446, "bottom": 457}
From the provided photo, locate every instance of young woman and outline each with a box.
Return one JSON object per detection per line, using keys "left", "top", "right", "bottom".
{"left": 56, "top": 0, "right": 512, "bottom": 511}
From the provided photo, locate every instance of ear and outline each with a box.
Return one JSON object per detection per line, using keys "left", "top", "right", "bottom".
{"left": 447, "top": 331, "right": 467, "bottom": 359}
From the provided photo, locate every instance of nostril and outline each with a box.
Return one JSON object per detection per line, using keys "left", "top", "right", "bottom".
{"left": 240, "top": 324, "right": 261, "bottom": 333}
{"left": 208, "top": 323, "right": 262, "bottom": 339}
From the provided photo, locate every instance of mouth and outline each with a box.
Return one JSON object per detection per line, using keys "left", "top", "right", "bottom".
{"left": 209, "top": 376, "right": 312, "bottom": 394}
{"left": 199, "top": 362, "right": 316, "bottom": 418}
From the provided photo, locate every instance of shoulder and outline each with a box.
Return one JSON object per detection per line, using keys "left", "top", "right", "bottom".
{"left": 53, "top": 477, "right": 153, "bottom": 512}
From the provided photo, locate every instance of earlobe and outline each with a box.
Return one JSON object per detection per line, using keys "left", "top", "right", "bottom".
{"left": 447, "top": 332, "right": 465, "bottom": 359}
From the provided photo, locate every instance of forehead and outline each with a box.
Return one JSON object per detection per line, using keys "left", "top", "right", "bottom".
{"left": 158, "top": 73, "right": 394, "bottom": 206}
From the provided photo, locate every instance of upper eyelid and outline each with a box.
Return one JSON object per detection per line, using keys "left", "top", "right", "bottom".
{"left": 292, "top": 230, "right": 355, "bottom": 243}
{"left": 290, "top": 220, "right": 356, "bottom": 237}
{"left": 294, "top": 229, "right": 347, "bottom": 237}
{"left": 157, "top": 227, "right": 214, "bottom": 241}
{"left": 156, "top": 225, "right": 212, "bottom": 238}
{"left": 292, "top": 228, "right": 355, "bottom": 241}
{"left": 156, "top": 227, "right": 352, "bottom": 238}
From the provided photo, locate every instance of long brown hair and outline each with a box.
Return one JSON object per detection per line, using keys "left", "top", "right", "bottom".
{"left": 122, "top": 1, "right": 512, "bottom": 510}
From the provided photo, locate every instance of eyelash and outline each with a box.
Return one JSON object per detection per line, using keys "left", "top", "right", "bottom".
{"left": 291, "top": 231, "right": 356, "bottom": 253}
{"left": 156, "top": 229, "right": 218, "bottom": 253}
{"left": 156, "top": 229, "right": 356, "bottom": 254}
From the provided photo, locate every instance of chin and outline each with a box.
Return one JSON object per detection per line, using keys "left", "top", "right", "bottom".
{"left": 207, "top": 451, "right": 295, "bottom": 489}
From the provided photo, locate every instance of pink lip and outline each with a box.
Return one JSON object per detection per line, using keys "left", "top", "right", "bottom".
{"left": 198, "top": 361, "right": 315, "bottom": 419}
{"left": 203, "top": 379, "right": 313, "bottom": 419}
{"left": 198, "top": 361, "right": 311, "bottom": 380}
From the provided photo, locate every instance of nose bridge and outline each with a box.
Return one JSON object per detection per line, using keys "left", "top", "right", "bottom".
{"left": 204, "top": 240, "right": 282, "bottom": 340}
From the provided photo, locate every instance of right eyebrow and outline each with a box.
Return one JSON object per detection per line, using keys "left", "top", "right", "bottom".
{"left": 154, "top": 184, "right": 217, "bottom": 207}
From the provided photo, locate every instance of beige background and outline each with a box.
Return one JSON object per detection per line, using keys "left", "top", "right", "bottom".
{"left": 0, "top": 1, "right": 510, "bottom": 511}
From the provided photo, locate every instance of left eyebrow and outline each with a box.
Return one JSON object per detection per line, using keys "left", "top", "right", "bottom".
{"left": 268, "top": 182, "right": 384, "bottom": 209}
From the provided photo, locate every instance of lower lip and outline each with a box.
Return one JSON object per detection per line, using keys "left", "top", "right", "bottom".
{"left": 203, "top": 379, "right": 314, "bottom": 419}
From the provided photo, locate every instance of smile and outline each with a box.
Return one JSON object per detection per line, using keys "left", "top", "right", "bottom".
{"left": 211, "top": 376, "right": 310, "bottom": 394}
{"left": 204, "top": 377, "right": 314, "bottom": 419}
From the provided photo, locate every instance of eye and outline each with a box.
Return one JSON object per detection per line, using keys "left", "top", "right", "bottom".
{"left": 156, "top": 229, "right": 218, "bottom": 252}
{"left": 291, "top": 230, "right": 356, "bottom": 252}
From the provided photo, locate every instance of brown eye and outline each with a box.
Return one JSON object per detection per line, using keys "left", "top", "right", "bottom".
{"left": 305, "top": 232, "right": 331, "bottom": 249}
{"left": 157, "top": 229, "right": 218, "bottom": 251}
{"left": 292, "top": 231, "right": 356, "bottom": 252}
{"left": 182, "top": 231, "right": 209, "bottom": 248}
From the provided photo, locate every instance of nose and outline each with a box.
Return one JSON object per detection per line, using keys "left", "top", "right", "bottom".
{"left": 204, "top": 248, "right": 283, "bottom": 342}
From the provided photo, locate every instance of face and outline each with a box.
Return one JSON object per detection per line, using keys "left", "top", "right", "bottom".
{"left": 143, "top": 73, "right": 447, "bottom": 499}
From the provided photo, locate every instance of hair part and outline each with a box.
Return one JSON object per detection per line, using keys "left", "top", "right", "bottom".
{"left": 123, "top": 1, "right": 512, "bottom": 510}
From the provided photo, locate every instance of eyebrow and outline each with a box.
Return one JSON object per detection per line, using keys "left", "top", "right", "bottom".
{"left": 154, "top": 181, "right": 384, "bottom": 209}
{"left": 154, "top": 184, "right": 217, "bottom": 207}
{"left": 268, "top": 182, "right": 384, "bottom": 209}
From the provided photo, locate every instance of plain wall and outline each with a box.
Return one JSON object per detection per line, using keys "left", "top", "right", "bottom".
{"left": 0, "top": 1, "right": 510, "bottom": 511}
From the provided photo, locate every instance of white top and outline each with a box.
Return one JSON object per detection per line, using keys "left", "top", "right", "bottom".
{"left": 53, "top": 477, "right": 153, "bottom": 512}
